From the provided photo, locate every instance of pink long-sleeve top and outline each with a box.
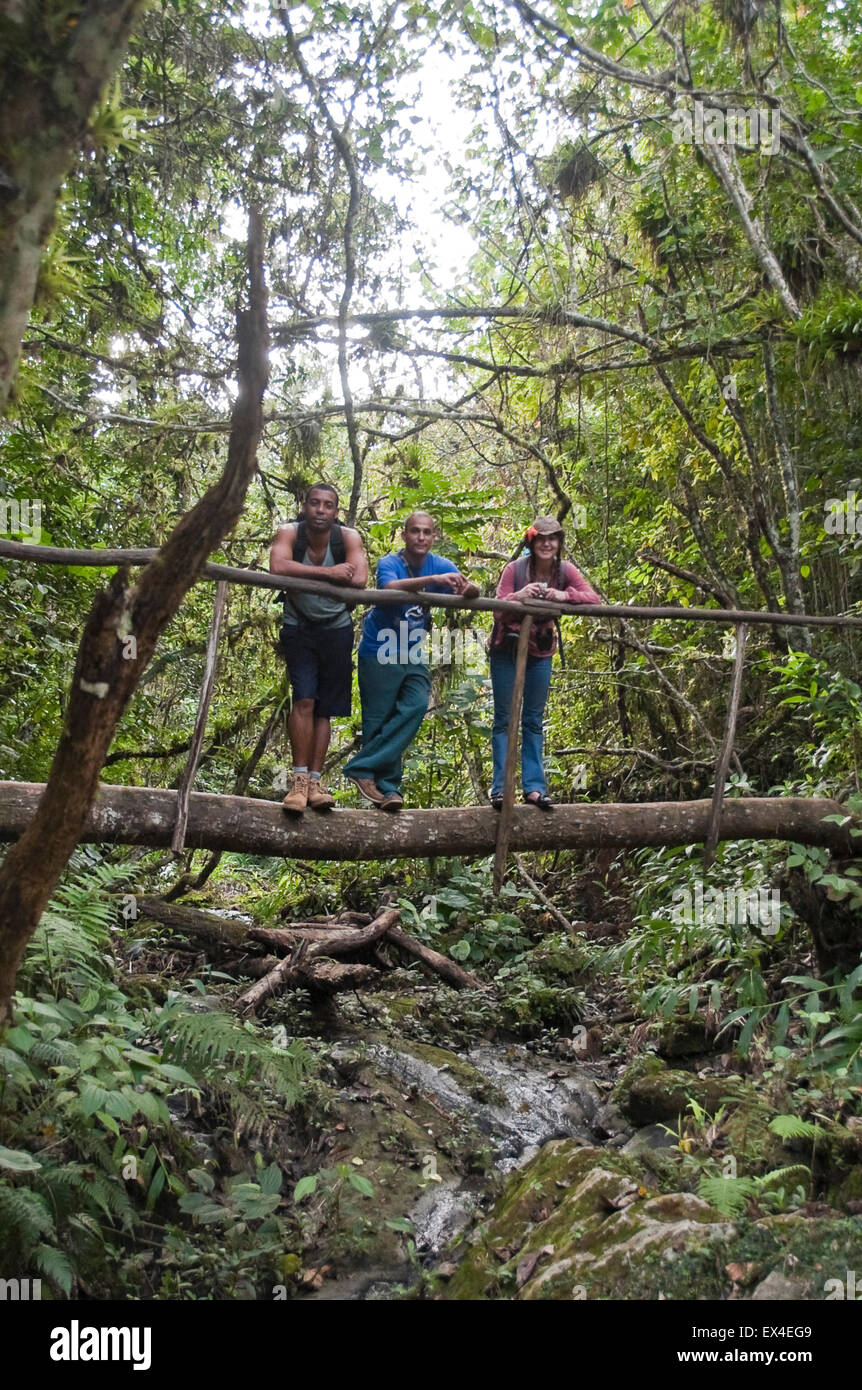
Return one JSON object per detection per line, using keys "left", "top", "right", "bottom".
{"left": 494, "top": 558, "right": 602, "bottom": 659}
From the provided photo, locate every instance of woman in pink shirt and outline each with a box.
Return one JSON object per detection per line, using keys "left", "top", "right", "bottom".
{"left": 488, "top": 516, "right": 601, "bottom": 810}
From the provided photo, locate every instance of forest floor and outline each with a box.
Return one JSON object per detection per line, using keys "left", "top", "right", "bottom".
{"left": 7, "top": 852, "right": 862, "bottom": 1302}
{"left": 124, "top": 865, "right": 862, "bottom": 1303}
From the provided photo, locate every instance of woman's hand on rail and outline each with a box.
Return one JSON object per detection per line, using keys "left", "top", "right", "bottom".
{"left": 516, "top": 582, "right": 548, "bottom": 601}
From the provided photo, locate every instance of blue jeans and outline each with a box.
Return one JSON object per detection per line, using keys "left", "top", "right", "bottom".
{"left": 490, "top": 649, "right": 553, "bottom": 797}
{"left": 343, "top": 656, "right": 432, "bottom": 796}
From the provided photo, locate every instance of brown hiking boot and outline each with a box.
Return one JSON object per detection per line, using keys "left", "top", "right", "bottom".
{"left": 282, "top": 771, "right": 309, "bottom": 813}
{"left": 307, "top": 778, "right": 335, "bottom": 811}
{"left": 346, "top": 775, "right": 386, "bottom": 807}
{"left": 380, "top": 792, "right": 403, "bottom": 813}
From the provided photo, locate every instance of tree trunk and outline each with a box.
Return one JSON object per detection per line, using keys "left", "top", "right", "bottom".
{"left": 0, "top": 0, "right": 143, "bottom": 411}
{"left": 0, "top": 782, "right": 853, "bottom": 860}
{"left": 0, "top": 213, "right": 269, "bottom": 1024}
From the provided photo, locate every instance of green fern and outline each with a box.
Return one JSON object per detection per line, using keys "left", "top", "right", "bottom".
{"left": 157, "top": 1007, "right": 311, "bottom": 1107}
{"left": 32, "top": 1242, "right": 73, "bottom": 1296}
{"left": 768, "top": 1115, "right": 821, "bottom": 1141}
{"left": 757, "top": 1163, "right": 811, "bottom": 1195}
{"left": 28, "top": 1037, "right": 81, "bottom": 1069}
{"left": 0, "top": 1182, "right": 55, "bottom": 1247}
{"left": 699, "top": 1163, "right": 811, "bottom": 1216}
{"left": 697, "top": 1175, "right": 759, "bottom": 1217}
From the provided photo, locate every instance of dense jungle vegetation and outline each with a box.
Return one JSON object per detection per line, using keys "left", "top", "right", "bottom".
{"left": 1, "top": 0, "right": 862, "bottom": 1305}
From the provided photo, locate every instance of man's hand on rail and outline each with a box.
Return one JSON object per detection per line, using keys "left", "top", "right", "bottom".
{"left": 327, "top": 562, "right": 356, "bottom": 584}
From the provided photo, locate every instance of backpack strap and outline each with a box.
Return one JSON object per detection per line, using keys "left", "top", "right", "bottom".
{"left": 292, "top": 519, "right": 307, "bottom": 562}
{"left": 274, "top": 520, "right": 347, "bottom": 607}
{"left": 492, "top": 555, "right": 564, "bottom": 660}
{"left": 290, "top": 520, "right": 345, "bottom": 565}
{"left": 491, "top": 557, "right": 530, "bottom": 648}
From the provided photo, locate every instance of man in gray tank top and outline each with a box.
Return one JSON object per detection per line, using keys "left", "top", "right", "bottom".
{"left": 270, "top": 484, "right": 367, "bottom": 812}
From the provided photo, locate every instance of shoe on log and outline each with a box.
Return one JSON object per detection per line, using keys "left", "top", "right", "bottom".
{"left": 282, "top": 772, "right": 309, "bottom": 813}
{"left": 307, "top": 779, "right": 335, "bottom": 811}
{"left": 346, "top": 776, "right": 386, "bottom": 807}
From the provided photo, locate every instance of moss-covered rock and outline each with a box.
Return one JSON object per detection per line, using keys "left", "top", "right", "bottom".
{"left": 653, "top": 1018, "right": 711, "bottom": 1059}
{"left": 438, "top": 1139, "right": 862, "bottom": 1301}
{"left": 442, "top": 1141, "right": 735, "bottom": 1300}
{"left": 621, "top": 1069, "right": 738, "bottom": 1127}
{"left": 829, "top": 1163, "right": 862, "bottom": 1210}
{"left": 612, "top": 1053, "right": 666, "bottom": 1111}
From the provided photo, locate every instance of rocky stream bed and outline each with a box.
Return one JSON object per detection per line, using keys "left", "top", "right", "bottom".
{"left": 239, "top": 982, "right": 862, "bottom": 1302}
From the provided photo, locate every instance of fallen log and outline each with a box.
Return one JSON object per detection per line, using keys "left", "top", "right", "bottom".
{"left": 249, "top": 925, "right": 361, "bottom": 950}
{"left": 248, "top": 917, "right": 397, "bottom": 961}
{"left": 280, "top": 910, "right": 373, "bottom": 926}
{"left": 384, "top": 925, "right": 482, "bottom": 990}
{"left": 0, "top": 783, "right": 854, "bottom": 858}
{"left": 237, "top": 953, "right": 379, "bottom": 1013}
{"left": 236, "top": 908, "right": 400, "bottom": 1014}
{"left": 135, "top": 895, "right": 251, "bottom": 947}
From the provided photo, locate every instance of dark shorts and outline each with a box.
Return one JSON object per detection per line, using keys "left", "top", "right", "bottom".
{"left": 280, "top": 621, "right": 353, "bottom": 717}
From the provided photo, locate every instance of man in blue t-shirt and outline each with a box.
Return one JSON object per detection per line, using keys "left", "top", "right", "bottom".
{"left": 343, "top": 512, "right": 479, "bottom": 811}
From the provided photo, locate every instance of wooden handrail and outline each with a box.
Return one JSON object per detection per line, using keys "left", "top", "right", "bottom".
{"left": 0, "top": 538, "right": 859, "bottom": 629}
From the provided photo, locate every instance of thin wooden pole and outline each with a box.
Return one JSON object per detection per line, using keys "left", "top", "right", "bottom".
{"left": 0, "top": 539, "right": 852, "bottom": 630}
{"left": 514, "top": 853, "right": 578, "bottom": 938}
{"left": 703, "top": 623, "right": 748, "bottom": 870}
{"left": 171, "top": 581, "right": 229, "bottom": 852}
{"left": 493, "top": 616, "right": 533, "bottom": 894}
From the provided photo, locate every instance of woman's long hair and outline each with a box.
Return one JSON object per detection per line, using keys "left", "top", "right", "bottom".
{"left": 526, "top": 535, "right": 564, "bottom": 590}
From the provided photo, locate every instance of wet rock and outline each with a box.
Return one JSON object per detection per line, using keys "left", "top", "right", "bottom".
{"left": 622, "top": 1124, "right": 679, "bottom": 1156}
{"left": 751, "top": 1269, "right": 812, "bottom": 1300}
{"left": 411, "top": 1179, "right": 479, "bottom": 1254}
{"left": 369, "top": 1040, "right": 595, "bottom": 1169}
{"left": 591, "top": 1098, "right": 632, "bottom": 1142}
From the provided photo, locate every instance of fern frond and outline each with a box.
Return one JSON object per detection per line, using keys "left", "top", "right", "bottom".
{"left": 29, "top": 1038, "right": 80, "bottom": 1070}
{"left": 157, "top": 1009, "right": 310, "bottom": 1109}
{"left": 756, "top": 1164, "right": 811, "bottom": 1194}
{"left": 697, "top": 1175, "right": 758, "bottom": 1217}
{"left": 0, "top": 1182, "right": 55, "bottom": 1247}
{"left": 33, "top": 1242, "right": 74, "bottom": 1295}
{"left": 768, "top": 1114, "right": 820, "bottom": 1140}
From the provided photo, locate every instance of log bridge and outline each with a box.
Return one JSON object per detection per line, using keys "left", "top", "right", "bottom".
{"left": 0, "top": 538, "right": 858, "bottom": 872}
{"left": 0, "top": 783, "right": 853, "bottom": 859}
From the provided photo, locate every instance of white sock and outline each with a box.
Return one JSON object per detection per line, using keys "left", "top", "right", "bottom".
{"left": 292, "top": 765, "right": 308, "bottom": 774}
{"left": 309, "top": 771, "right": 321, "bottom": 782}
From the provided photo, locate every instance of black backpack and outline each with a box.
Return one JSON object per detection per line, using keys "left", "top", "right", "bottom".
{"left": 273, "top": 520, "right": 347, "bottom": 610}
{"left": 293, "top": 519, "right": 346, "bottom": 565}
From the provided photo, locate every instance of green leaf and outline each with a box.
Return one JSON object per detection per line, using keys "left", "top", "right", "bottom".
{"left": 158, "top": 1063, "right": 199, "bottom": 1086}
{"left": 134, "top": 1090, "right": 162, "bottom": 1125}
{"left": 79, "top": 1083, "right": 109, "bottom": 1116}
{"left": 187, "top": 1167, "right": 215, "bottom": 1192}
{"left": 146, "top": 1165, "right": 166, "bottom": 1209}
{"left": 347, "top": 1171, "right": 374, "bottom": 1197}
{"left": 737, "top": 1011, "right": 758, "bottom": 1056}
{"left": 293, "top": 1175, "right": 318, "bottom": 1202}
{"left": 773, "top": 1001, "right": 790, "bottom": 1048}
{"left": 782, "top": 975, "right": 825, "bottom": 992}
{"left": 0, "top": 1144, "right": 42, "bottom": 1172}
{"left": 259, "top": 1163, "right": 283, "bottom": 1196}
